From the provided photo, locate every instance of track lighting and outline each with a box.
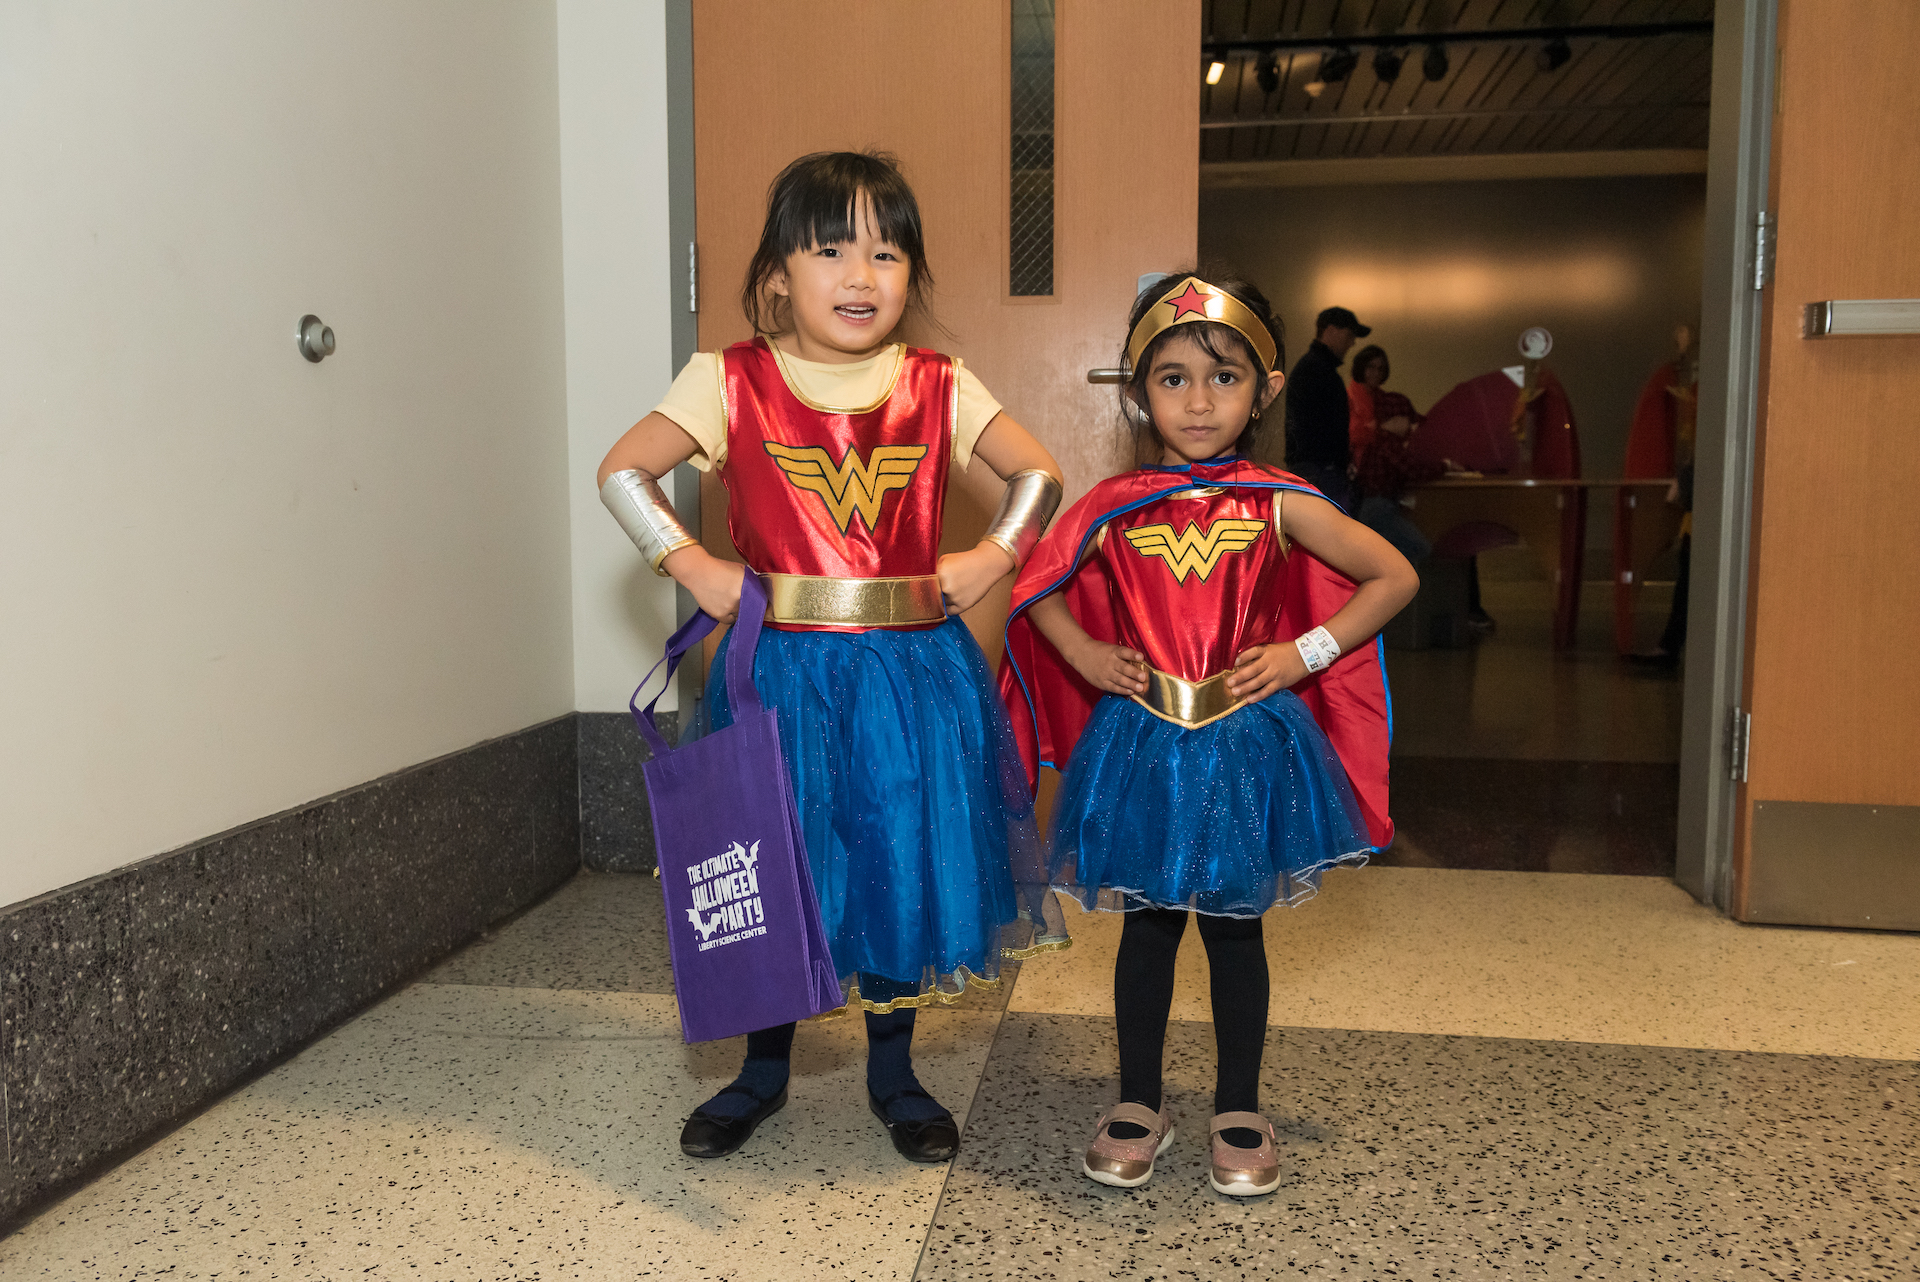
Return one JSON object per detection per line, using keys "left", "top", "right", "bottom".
{"left": 1255, "top": 51, "right": 1281, "bottom": 94}
{"left": 1319, "top": 45, "right": 1358, "bottom": 83}
{"left": 1422, "top": 42, "right": 1450, "bottom": 81}
{"left": 1372, "top": 47, "right": 1405, "bottom": 82}
{"left": 1535, "top": 37, "right": 1572, "bottom": 71}
{"left": 1206, "top": 59, "right": 1226, "bottom": 85}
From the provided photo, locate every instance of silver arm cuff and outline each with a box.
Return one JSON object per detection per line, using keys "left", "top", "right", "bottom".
{"left": 982, "top": 469, "right": 1064, "bottom": 569}
{"left": 600, "top": 468, "right": 698, "bottom": 575}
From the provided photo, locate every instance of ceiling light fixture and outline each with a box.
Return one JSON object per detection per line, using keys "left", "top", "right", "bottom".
{"left": 1422, "top": 43, "right": 1450, "bottom": 81}
{"left": 1320, "top": 45, "right": 1359, "bottom": 83}
{"left": 1206, "top": 59, "right": 1226, "bottom": 85}
{"left": 1372, "top": 47, "right": 1405, "bottom": 82}
{"left": 1255, "top": 51, "right": 1281, "bottom": 94}
{"left": 1535, "top": 37, "right": 1572, "bottom": 71}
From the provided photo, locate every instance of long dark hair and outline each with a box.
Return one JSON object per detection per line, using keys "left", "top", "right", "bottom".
{"left": 740, "top": 151, "right": 934, "bottom": 336}
{"left": 1121, "top": 270, "right": 1286, "bottom": 469}
{"left": 1351, "top": 344, "right": 1390, "bottom": 384}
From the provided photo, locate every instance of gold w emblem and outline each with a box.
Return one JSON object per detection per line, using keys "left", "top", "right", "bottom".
{"left": 1124, "top": 519, "right": 1268, "bottom": 583}
{"left": 764, "top": 442, "right": 928, "bottom": 533}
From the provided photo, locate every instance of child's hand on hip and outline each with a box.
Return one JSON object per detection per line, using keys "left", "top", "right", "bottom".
{"left": 1064, "top": 639, "right": 1149, "bottom": 696}
{"left": 936, "top": 543, "right": 1016, "bottom": 616}
{"left": 665, "top": 546, "right": 745, "bottom": 623}
{"left": 1227, "top": 643, "right": 1306, "bottom": 702}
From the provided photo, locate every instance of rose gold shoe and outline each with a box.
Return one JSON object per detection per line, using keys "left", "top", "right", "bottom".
{"left": 1208, "top": 1112, "right": 1281, "bottom": 1196}
{"left": 1082, "top": 1102, "right": 1176, "bottom": 1188}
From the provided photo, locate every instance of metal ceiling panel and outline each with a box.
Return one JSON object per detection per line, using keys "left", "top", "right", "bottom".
{"left": 1200, "top": 0, "right": 1714, "bottom": 161}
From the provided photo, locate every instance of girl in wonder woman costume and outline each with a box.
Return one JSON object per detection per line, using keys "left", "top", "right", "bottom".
{"left": 1000, "top": 273, "right": 1416, "bottom": 1196}
{"left": 597, "top": 152, "right": 1067, "bottom": 1165}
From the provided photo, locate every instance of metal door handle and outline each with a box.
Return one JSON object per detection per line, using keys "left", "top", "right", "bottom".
{"left": 1802, "top": 299, "right": 1920, "bottom": 338}
{"left": 1086, "top": 368, "right": 1128, "bottom": 384}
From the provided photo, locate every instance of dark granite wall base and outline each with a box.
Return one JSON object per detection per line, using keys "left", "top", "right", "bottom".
{"left": 578, "top": 709, "right": 676, "bottom": 873}
{"left": 0, "top": 715, "right": 579, "bottom": 1229}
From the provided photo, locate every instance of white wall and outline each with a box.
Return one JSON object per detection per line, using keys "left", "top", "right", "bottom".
{"left": 0, "top": 3, "right": 577, "bottom": 908}
{"left": 558, "top": 0, "right": 683, "bottom": 715}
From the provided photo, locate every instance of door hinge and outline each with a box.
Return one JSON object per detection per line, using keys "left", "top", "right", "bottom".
{"left": 1752, "top": 212, "right": 1774, "bottom": 291}
{"left": 688, "top": 241, "right": 699, "bottom": 313}
{"left": 1727, "top": 705, "right": 1751, "bottom": 783}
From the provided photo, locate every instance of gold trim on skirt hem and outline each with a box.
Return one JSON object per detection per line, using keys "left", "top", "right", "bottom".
{"left": 1130, "top": 666, "right": 1248, "bottom": 730}
{"left": 807, "top": 936, "right": 1074, "bottom": 1018}
{"left": 764, "top": 573, "right": 947, "bottom": 628}
{"left": 1000, "top": 934, "right": 1073, "bottom": 962}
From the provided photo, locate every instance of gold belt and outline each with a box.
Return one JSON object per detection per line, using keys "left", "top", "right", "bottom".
{"left": 1131, "top": 666, "right": 1247, "bottom": 730}
{"left": 763, "top": 573, "right": 947, "bottom": 628}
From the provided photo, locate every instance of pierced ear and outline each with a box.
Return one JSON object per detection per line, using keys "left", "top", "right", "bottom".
{"left": 1260, "top": 369, "right": 1286, "bottom": 409}
{"left": 1120, "top": 388, "right": 1153, "bottom": 429}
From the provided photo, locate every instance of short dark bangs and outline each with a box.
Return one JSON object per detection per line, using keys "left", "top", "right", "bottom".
{"left": 740, "top": 151, "right": 933, "bottom": 334}
{"left": 1139, "top": 320, "right": 1264, "bottom": 376}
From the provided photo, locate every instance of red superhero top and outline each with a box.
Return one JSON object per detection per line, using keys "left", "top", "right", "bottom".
{"left": 998, "top": 458, "right": 1394, "bottom": 849}
{"left": 719, "top": 337, "right": 956, "bottom": 626}
{"left": 1096, "top": 486, "right": 1290, "bottom": 681}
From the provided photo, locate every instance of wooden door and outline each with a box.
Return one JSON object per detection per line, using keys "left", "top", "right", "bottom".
{"left": 690, "top": 0, "right": 1199, "bottom": 660}
{"left": 1733, "top": 0, "right": 1920, "bottom": 926}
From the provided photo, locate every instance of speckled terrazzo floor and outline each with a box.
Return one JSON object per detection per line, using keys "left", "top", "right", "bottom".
{"left": 0, "top": 982, "right": 1000, "bottom": 1279}
{"left": 3, "top": 869, "right": 1916, "bottom": 1280}
{"left": 918, "top": 1015, "right": 1920, "bottom": 1281}
{"left": 1020, "top": 875, "right": 1920, "bottom": 1060}
{"left": 424, "top": 867, "right": 677, "bottom": 992}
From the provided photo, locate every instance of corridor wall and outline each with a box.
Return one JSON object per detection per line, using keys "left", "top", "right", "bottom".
{"left": 0, "top": 0, "right": 677, "bottom": 1228}
{"left": 0, "top": 3, "right": 575, "bottom": 910}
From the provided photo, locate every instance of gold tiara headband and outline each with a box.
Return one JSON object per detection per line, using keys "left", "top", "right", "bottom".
{"left": 1125, "top": 277, "right": 1279, "bottom": 375}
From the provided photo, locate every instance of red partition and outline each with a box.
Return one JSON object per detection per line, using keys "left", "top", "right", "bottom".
{"left": 1411, "top": 367, "right": 1585, "bottom": 646}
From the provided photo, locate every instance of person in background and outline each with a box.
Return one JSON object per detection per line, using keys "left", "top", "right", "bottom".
{"left": 1284, "top": 305, "right": 1370, "bottom": 511}
{"left": 1625, "top": 324, "right": 1698, "bottom": 671}
{"left": 1626, "top": 464, "right": 1692, "bottom": 669}
{"left": 1346, "top": 344, "right": 1445, "bottom": 567}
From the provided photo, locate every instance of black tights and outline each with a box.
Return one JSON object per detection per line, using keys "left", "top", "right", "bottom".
{"left": 1114, "top": 907, "right": 1269, "bottom": 1118}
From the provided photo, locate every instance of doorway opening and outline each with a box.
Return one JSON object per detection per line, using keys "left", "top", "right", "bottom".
{"left": 1195, "top": 2, "right": 1716, "bottom": 878}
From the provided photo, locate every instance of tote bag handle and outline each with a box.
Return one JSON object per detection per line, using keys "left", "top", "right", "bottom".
{"left": 629, "top": 569, "right": 771, "bottom": 758}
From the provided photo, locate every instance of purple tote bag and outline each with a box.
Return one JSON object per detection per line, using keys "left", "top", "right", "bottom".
{"left": 629, "top": 571, "right": 843, "bottom": 1043}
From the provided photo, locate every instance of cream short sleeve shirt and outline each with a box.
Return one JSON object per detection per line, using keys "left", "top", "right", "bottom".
{"left": 651, "top": 344, "right": 1005, "bottom": 472}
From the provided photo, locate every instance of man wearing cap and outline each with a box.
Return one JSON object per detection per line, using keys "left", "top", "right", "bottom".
{"left": 1285, "top": 306, "right": 1371, "bottom": 509}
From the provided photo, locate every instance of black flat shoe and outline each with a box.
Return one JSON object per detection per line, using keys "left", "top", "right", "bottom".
{"left": 680, "top": 1085, "right": 787, "bottom": 1158}
{"left": 868, "top": 1087, "right": 960, "bottom": 1163}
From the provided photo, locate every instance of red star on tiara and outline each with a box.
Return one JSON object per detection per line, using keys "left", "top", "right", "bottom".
{"left": 1163, "top": 281, "right": 1214, "bottom": 320}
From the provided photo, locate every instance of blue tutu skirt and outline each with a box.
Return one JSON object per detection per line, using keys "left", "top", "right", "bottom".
{"left": 1050, "top": 691, "right": 1374, "bottom": 918}
{"left": 707, "top": 617, "right": 1068, "bottom": 1011}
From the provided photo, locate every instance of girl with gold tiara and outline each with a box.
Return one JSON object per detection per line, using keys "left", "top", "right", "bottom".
{"left": 999, "top": 273, "right": 1417, "bottom": 1195}
{"left": 596, "top": 152, "right": 1067, "bottom": 1165}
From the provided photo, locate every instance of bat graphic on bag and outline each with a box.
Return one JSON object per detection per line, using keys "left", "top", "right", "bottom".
{"left": 686, "top": 907, "right": 729, "bottom": 941}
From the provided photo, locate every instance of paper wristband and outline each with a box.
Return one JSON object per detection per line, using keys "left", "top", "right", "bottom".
{"left": 1294, "top": 626, "right": 1341, "bottom": 674}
